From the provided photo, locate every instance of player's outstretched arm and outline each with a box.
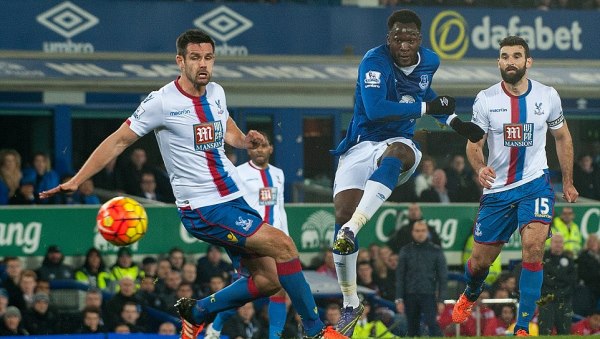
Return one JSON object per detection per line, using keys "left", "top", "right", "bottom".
{"left": 551, "top": 122, "right": 578, "bottom": 203}
{"left": 39, "top": 123, "right": 139, "bottom": 199}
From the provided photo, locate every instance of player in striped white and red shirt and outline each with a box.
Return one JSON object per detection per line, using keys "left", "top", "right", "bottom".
{"left": 40, "top": 29, "right": 346, "bottom": 339}
{"left": 452, "top": 35, "right": 578, "bottom": 337}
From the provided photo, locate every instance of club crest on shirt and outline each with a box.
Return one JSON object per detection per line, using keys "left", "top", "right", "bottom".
{"left": 503, "top": 123, "right": 533, "bottom": 147}
{"left": 193, "top": 121, "right": 224, "bottom": 151}
{"left": 215, "top": 99, "right": 224, "bottom": 115}
{"left": 364, "top": 71, "right": 381, "bottom": 88}
{"left": 259, "top": 187, "right": 277, "bottom": 206}
{"left": 534, "top": 102, "right": 544, "bottom": 115}
{"left": 419, "top": 74, "right": 429, "bottom": 90}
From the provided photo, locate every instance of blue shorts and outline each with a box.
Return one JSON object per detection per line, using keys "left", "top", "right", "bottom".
{"left": 178, "top": 197, "right": 265, "bottom": 267}
{"left": 474, "top": 173, "right": 554, "bottom": 244}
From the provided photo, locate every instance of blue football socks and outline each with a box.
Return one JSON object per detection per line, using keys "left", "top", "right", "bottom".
{"left": 277, "top": 258, "right": 323, "bottom": 337}
{"left": 516, "top": 262, "right": 543, "bottom": 331}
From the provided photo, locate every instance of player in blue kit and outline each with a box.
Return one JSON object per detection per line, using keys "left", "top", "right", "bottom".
{"left": 41, "top": 29, "right": 347, "bottom": 339}
{"left": 452, "top": 36, "right": 578, "bottom": 337}
{"left": 330, "top": 9, "right": 484, "bottom": 336}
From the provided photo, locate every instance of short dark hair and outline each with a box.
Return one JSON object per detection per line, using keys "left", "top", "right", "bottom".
{"left": 499, "top": 35, "right": 531, "bottom": 58}
{"left": 176, "top": 29, "right": 215, "bottom": 56}
{"left": 387, "top": 9, "right": 422, "bottom": 31}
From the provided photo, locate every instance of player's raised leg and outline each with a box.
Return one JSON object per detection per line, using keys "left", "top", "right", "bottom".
{"left": 334, "top": 141, "right": 418, "bottom": 254}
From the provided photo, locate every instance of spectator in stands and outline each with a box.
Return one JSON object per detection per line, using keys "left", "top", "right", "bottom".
{"left": 154, "top": 258, "right": 171, "bottom": 294}
{"left": 141, "top": 256, "right": 158, "bottom": 278}
{"left": 23, "top": 292, "right": 59, "bottom": 335}
{"left": 34, "top": 279, "right": 50, "bottom": 295}
{"left": 324, "top": 303, "right": 342, "bottom": 327}
{"left": 181, "top": 263, "right": 202, "bottom": 298}
{"left": 572, "top": 308, "right": 600, "bottom": 335}
{"left": 139, "top": 171, "right": 165, "bottom": 202}
{"left": 104, "top": 277, "right": 144, "bottom": 330}
{"left": 0, "top": 306, "right": 28, "bottom": 336}
{"left": 167, "top": 247, "right": 186, "bottom": 272}
{"left": 67, "top": 178, "right": 101, "bottom": 205}
{"left": 222, "top": 302, "right": 264, "bottom": 339}
{"left": 158, "top": 321, "right": 177, "bottom": 335}
{"left": 414, "top": 155, "right": 436, "bottom": 198}
{"left": 356, "top": 261, "right": 380, "bottom": 295}
{"left": 444, "top": 154, "right": 479, "bottom": 202}
{"left": 538, "top": 234, "right": 577, "bottom": 335}
{"left": 196, "top": 244, "right": 232, "bottom": 292}
{"left": 205, "top": 275, "right": 227, "bottom": 297}
{"left": 93, "top": 157, "right": 120, "bottom": 191}
{"left": 419, "top": 169, "right": 454, "bottom": 203}
{"left": 576, "top": 234, "right": 600, "bottom": 304}
{"left": 573, "top": 154, "right": 600, "bottom": 200}
{"left": 76, "top": 306, "right": 106, "bottom": 334}
{"left": 371, "top": 246, "right": 396, "bottom": 303}
{"left": 316, "top": 248, "right": 337, "bottom": 280}
{"left": 118, "top": 148, "right": 150, "bottom": 196}
{"left": 157, "top": 270, "right": 182, "bottom": 312}
{"left": 22, "top": 152, "right": 60, "bottom": 204}
{"left": 110, "top": 247, "right": 144, "bottom": 289}
{"left": 1, "top": 257, "right": 23, "bottom": 309}
{"left": 352, "top": 302, "right": 393, "bottom": 338}
{"left": 483, "top": 304, "right": 515, "bottom": 336}
{"left": 0, "top": 149, "right": 23, "bottom": 205}
{"left": 9, "top": 176, "right": 36, "bottom": 205}
{"left": 75, "top": 247, "right": 112, "bottom": 290}
{"left": 387, "top": 203, "right": 441, "bottom": 253}
{"left": 139, "top": 275, "right": 167, "bottom": 312}
{"left": 84, "top": 287, "right": 105, "bottom": 314}
{"left": 395, "top": 219, "right": 446, "bottom": 337}
{"left": 18, "top": 269, "right": 37, "bottom": 309}
{"left": 118, "top": 301, "right": 148, "bottom": 333}
{"left": 547, "top": 206, "right": 582, "bottom": 258}
{"left": 63, "top": 289, "right": 107, "bottom": 334}
{"left": 36, "top": 245, "right": 74, "bottom": 281}
{"left": 0, "top": 288, "right": 8, "bottom": 318}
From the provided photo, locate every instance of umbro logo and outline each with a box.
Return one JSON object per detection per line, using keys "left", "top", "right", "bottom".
{"left": 37, "top": 1, "right": 98, "bottom": 39}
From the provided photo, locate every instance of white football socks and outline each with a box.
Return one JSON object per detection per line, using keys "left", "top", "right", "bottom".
{"left": 346, "top": 180, "right": 392, "bottom": 235}
{"left": 333, "top": 251, "right": 360, "bottom": 308}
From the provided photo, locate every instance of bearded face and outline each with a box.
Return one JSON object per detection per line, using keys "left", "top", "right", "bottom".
{"left": 500, "top": 63, "right": 527, "bottom": 85}
{"left": 498, "top": 45, "right": 530, "bottom": 85}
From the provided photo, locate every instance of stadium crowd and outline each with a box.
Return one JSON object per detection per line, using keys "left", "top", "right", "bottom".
{"left": 3, "top": 145, "right": 599, "bottom": 206}
{"left": 1, "top": 203, "right": 600, "bottom": 336}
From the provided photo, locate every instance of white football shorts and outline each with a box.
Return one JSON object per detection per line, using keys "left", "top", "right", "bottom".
{"left": 333, "top": 137, "right": 422, "bottom": 197}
